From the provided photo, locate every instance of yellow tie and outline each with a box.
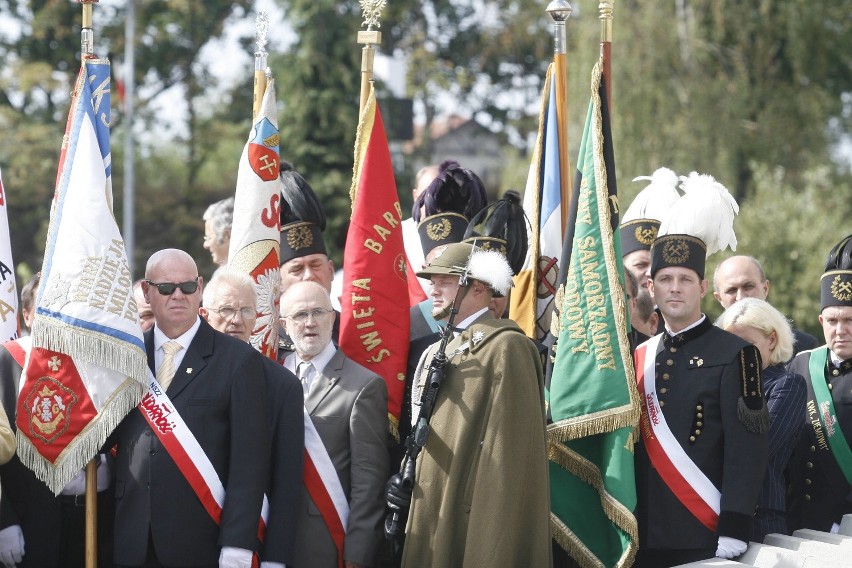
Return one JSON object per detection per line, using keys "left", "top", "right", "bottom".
{"left": 157, "top": 341, "right": 182, "bottom": 391}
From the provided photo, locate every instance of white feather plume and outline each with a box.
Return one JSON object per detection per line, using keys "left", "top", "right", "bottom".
{"left": 623, "top": 167, "right": 681, "bottom": 223}
{"left": 658, "top": 172, "right": 739, "bottom": 257}
{"left": 467, "top": 249, "right": 514, "bottom": 296}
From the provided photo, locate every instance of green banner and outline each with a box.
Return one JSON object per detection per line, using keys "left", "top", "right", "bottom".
{"left": 547, "top": 59, "right": 639, "bottom": 568}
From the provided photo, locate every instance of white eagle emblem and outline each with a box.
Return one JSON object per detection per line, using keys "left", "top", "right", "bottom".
{"left": 472, "top": 330, "right": 485, "bottom": 346}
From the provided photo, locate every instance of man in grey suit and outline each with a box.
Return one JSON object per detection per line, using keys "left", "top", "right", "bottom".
{"left": 280, "top": 281, "right": 388, "bottom": 568}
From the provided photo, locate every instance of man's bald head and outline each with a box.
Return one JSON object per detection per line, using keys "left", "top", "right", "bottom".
{"left": 712, "top": 255, "right": 770, "bottom": 309}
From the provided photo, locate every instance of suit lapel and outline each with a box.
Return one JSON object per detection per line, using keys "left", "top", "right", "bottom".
{"left": 305, "top": 349, "right": 343, "bottom": 415}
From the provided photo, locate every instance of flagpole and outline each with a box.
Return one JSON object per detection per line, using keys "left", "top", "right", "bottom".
{"left": 356, "top": 1, "right": 384, "bottom": 115}
{"left": 252, "top": 11, "right": 270, "bottom": 120}
{"left": 599, "top": 0, "right": 614, "bottom": 105}
{"left": 546, "top": 0, "right": 573, "bottom": 232}
{"left": 79, "top": 3, "right": 101, "bottom": 566}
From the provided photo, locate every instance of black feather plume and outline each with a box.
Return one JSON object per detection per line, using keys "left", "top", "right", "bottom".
{"left": 279, "top": 161, "right": 326, "bottom": 230}
{"left": 412, "top": 160, "right": 487, "bottom": 223}
{"left": 825, "top": 234, "right": 852, "bottom": 271}
{"left": 464, "top": 189, "right": 529, "bottom": 274}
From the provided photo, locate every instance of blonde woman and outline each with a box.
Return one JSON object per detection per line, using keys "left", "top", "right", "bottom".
{"left": 716, "top": 297, "right": 806, "bottom": 542}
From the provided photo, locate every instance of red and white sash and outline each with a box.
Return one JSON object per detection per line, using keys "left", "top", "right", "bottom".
{"left": 303, "top": 409, "right": 350, "bottom": 568}
{"left": 635, "top": 335, "right": 721, "bottom": 531}
{"left": 4, "top": 337, "right": 28, "bottom": 368}
{"left": 137, "top": 373, "right": 269, "bottom": 545}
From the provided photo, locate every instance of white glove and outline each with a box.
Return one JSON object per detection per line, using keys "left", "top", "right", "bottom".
{"left": 0, "top": 525, "right": 25, "bottom": 567}
{"left": 260, "top": 563, "right": 285, "bottom": 568}
{"left": 715, "top": 536, "right": 747, "bottom": 559}
{"left": 832, "top": 522, "right": 841, "bottom": 534}
{"left": 219, "top": 546, "right": 253, "bottom": 568}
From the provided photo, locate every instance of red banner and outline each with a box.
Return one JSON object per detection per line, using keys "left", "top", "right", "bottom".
{"left": 340, "top": 88, "right": 410, "bottom": 433}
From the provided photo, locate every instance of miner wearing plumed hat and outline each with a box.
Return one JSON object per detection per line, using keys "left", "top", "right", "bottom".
{"left": 385, "top": 242, "right": 551, "bottom": 566}
{"left": 634, "top": 172, "right": 769, "bottom": 567}
{"left": 277, "top": 162, "right": 338, "bottom": 361}
{"left": 786, "top": 234, "right": 852, "bottom": 534}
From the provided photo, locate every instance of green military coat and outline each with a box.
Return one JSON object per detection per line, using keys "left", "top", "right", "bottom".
{"left": 401, "top": 315, "right": 552, "bottom": 568}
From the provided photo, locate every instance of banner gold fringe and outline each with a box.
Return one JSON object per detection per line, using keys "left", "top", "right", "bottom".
{"left": 548, "top": 439, "right": 638, "bottom": 568}
{"left": 16, "top": 378, "right": 144, "bottom": 495}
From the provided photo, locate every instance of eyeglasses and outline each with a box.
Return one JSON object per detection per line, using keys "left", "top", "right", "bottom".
{"left": 209, "top": 306, "right": 255, "bottom": 320}
{"left": 283, "top": 308, "right": 334, "bottom": 324}
{"left": 145, "top": 277, "right": 200, "bottom": 296}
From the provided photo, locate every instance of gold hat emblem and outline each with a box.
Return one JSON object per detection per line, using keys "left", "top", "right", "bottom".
{"left": 635, "top": 224, "right": 658, "bottom": 246}
{"left": 830, "top": 275, "right": 852, "bottom": 302}
{"left": 286, "top": 225, "right": 314, "bottom": 250}
{"left": 426, "top": 218, "right": 452, "bottom": 241}
{"left": 661, "top": 238, "right": 690, "bottom": 264}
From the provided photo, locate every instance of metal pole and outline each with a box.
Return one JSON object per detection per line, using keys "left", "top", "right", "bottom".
{"left": 546, "top": 0, "right": 573, "bottom": 231}
{"left": 123, "top": 0, "right": 136, "bottom": 275}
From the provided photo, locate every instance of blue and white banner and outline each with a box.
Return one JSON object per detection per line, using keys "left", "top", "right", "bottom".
{"left": 16, "top": 60, "right": 147, "bottom": 493}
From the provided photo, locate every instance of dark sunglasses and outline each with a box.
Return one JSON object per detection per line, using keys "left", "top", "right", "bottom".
{"left": 145, "top": 277, "right": 200, "bottom": 296}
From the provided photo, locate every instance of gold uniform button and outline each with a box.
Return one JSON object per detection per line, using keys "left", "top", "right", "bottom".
{"left": 695, "top": 429, "right": 701, "bottom": 435}
{"left": 829, "top": 383, "right": 834, "bottom": 390}
{"left": 805, "top": 478, "right": 812, "bottom": 485}
{"left": 696, "top": 421, "right": 703, "bottom": 427}
{"left": 660, "top": 401, "right": 665, "bottom": 407}
{"left": 689, "top": 436, "right": 696, "bottom": 442}
{"left": 832, "top": 369, "right": 840, "bottom": 377}
{"left": 662, "top": 373, "right": 670, "bottom": 380}
{"left": 666, "top": 359, "right": 674, "bottom": 366}
{"left": 806, "top": 461, "right": 813, "bottom": 469}
{"left": 810, "top": 445, "right": 816, "bottom": 452}
{"left": 697, "top": 412, "right": 703, "bottom": 419}
{"left": 670, "top": 347, "right": 677, "bottom": 353}
{"left": 696, "top": 405, "right": 703, "bottom": 411}
{"left": 660, "top": 388, "right": 668, "bottom": 394}
{"left": 805, "top": 494, "right": 811, "bottom": 501}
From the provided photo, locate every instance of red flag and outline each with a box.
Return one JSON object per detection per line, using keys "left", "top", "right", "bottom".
{"left": 340, "top": 87, "right": 410, "bottom": 437}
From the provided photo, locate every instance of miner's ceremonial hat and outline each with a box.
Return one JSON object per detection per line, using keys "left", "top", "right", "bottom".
{"left": 650, "top": 172, "right": 739, "bottom": 280}
{"left": 821, "top": 234, "right": 852, "bottom": 310}
{"left": 279, "top": 162, "right": 327, "bottom": 264}
{"left": 414, "top": 160, "right": 487, "bottom": 257}
{"left": 620, "top": 167, "right": 680, "bottom": 256}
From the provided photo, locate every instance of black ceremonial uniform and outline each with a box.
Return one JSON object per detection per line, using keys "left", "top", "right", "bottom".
{"left": 635, "top": 317, "right": 768, "bottom": 565}
{"left": 786, "top": 350, "right": 852, "bottom": 532}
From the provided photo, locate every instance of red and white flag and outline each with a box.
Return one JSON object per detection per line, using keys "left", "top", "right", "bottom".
{"left": 340, "top": 86, "right": 410, "bottom": 436}
{"left": 16, "top": 60, "right": 147, "bottom": 493}
{"left": 228, "top": 79, "right": 281, "bottom": 360}
{"left": 0, "top": 167, "right": 19, "bottom": 341}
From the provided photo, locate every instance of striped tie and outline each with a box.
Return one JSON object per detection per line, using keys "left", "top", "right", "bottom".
{"left": 157, "top": 341, "right": 182, "bottom": 391}
{"left": 297, "top": 361, "right": 314, "bottom": 398}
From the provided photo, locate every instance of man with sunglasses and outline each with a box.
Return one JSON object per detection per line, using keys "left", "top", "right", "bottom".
{"left": 280, "top": 281, "right": 388, "bottom": 568}
{"left": 199, "top": 267, "right": 304, "bottom": 568}
{"left": 111, "top": 249, "right": 270, "bottom": 568}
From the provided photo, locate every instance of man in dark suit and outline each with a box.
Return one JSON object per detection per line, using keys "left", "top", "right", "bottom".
{"left": 280, "top": 281, "right": 388, "bottom": 568}
{"left": 199, "top": 267, "right": 303, "bottom": 568}
{"left": 713, "top": 255, "right": 818, "bottom": 356}
{"left": 111, "top": 249, "right": 269, "bottom": 568}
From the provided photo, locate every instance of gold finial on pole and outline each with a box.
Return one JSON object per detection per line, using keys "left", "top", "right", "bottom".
{"left": 356, "top": 0, "right": 386, "bottom": 114}
{"left": 78, "top": 0, "right": 98, "bottom": 59}
{"left": 599, "top": 0, "right": 614, "bottom": 43}
{"left": 252, "top": 11, "right": 270, "bottom": 120}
